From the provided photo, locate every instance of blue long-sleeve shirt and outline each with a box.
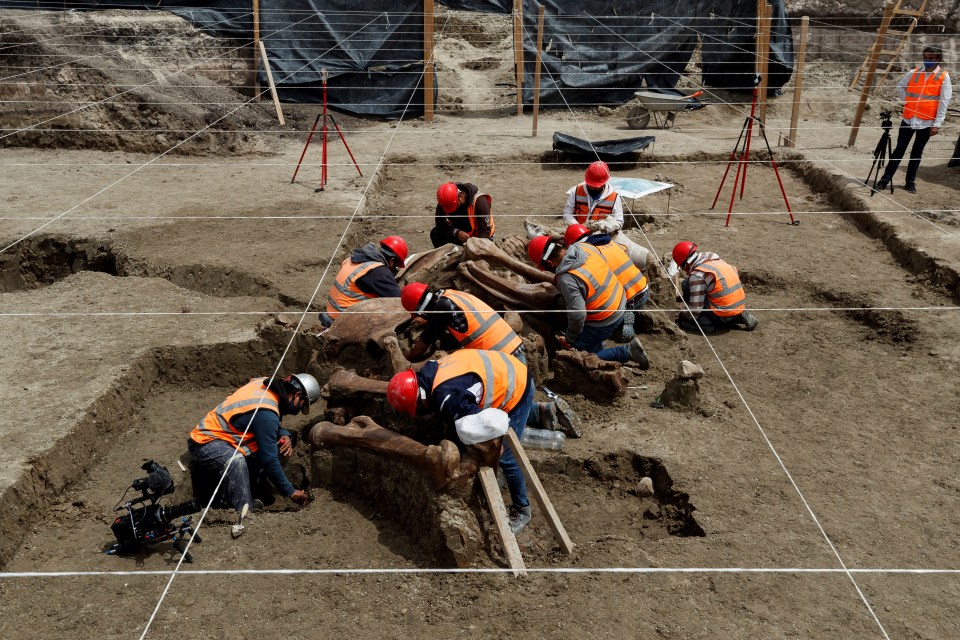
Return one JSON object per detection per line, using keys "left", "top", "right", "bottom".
{"left": 232, "top": 410, "right": 294, "bottom": 497}
{"left": 416, "top": 360, "right": 484, "bottom": 433}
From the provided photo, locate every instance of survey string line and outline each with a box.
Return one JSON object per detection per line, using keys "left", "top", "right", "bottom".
{"left": 2, "top": 565, "right": 960, "bottom": 579}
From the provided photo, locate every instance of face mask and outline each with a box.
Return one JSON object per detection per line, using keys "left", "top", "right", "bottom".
{"left": 586, "top": 185, "right": 603, "bottom": 198}
{"left": 922, "top": 60, "right": 937, "bottom": 71}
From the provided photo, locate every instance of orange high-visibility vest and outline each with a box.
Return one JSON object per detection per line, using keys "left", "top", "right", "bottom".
{"left": 326, "top": 258, "right": 380, "bottom": 319}
{"left": 591, "top": 240, "right": 647, "bottom": 301}
{"left": 432, "top": 350, "right": 528, "bottom": 414}
{"left": 466, "top": 192, "right": 494, "bottom": 238}
{"left": 903, "top": 67, "right": 948, "bottom": 121}
{"left": 441, "top": 289, "right": 522, "bottom": 354}
{"left": 189, "top": 378, "right": 280, "bottom": 456}
{"left": 573, "top": 184, "right": 618, "bottom": 223}
{"left": 566, "top": 245, "right": 625, "bottom": 322}
{"left": 693, "top": 259, "right": 746, "bottom": 318}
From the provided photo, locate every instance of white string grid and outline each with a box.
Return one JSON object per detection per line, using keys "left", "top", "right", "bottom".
{"left": 0, "top": 6, "right": 955, "bottom": 639}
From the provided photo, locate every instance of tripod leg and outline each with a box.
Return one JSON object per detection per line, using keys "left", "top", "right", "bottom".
{"left": 710, "top": 117, "right": 750, "bottom": 209}
{"left": 740, "top": 87, "right": 760, "bottom": 201}
{"left": 758, "top": 123, "right": 798, "bottom": 225}
{"left": 291, "top": 114, "right": 322, "bottom": 184}
{"left": 725, "top": 150, "right": 746, "bottom": 226}
{"left": 329, "top": 115, "right": 363, "bottom": 177}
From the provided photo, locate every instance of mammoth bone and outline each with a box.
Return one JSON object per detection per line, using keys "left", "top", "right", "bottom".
{"left": 310, "top": 415, "right": 502, "bottom": 491}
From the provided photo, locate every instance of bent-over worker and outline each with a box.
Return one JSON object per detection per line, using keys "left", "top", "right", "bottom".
{"left": 668, "top": 241, "right": 758, "bottom": 333}
{"left": 431, "top": 182, "right": 494, "bottom": 248}
{"left": 320, "top": 236, "right": 408, "bottom": 327}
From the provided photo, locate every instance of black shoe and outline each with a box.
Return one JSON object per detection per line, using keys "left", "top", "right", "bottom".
{"left": 873, "top": 177, "right": 889, "bottom": 192}
{"left": 627, "top": 337, "right": 650, "bottom": 370}
{"left": 676, "top": 317, "right": 715, "bottom": 334}
{"left": 948, "top": 161, "right": 960, "bottom": 168}
{"left": 734, "top": 311, "right": 759, "bottom": 331}
{"left": 904, "top": 183, "right": 917, "bottom": 194}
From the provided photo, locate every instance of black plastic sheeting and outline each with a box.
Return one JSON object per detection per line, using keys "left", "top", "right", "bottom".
{"left": 0, "top": 0, "right": 793, "bottom": 116}
{"left": 552, "top": 132, "right": 655, "bottom": 160}
{"left": 519, "top": 0, "right": 794, "bottom": 107}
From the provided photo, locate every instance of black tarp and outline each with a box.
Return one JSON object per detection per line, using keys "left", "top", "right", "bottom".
{"left": 0, "top": 0, "right": 793, "bottom": 116}
{"left": 520, "top": 0, "right": 794, "bottom": 106}
{"left": 552, "top": 132, "right": 655, "bottom": 159}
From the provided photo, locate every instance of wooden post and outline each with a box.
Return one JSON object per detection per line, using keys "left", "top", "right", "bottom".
{"left": 423, "top": 0, "right": 434, "bottom": 122}
{"left": 503, "top": 430, "right": 575, "bottom": 555}
{"left": 514, "top": 0, "right": 524, "bottom": 116}
{"left": 531, "top": 3, "right": 545, "bottom": 137}
{"left": 478, "top": 468, "right": 526, "bottom": 576}
{"left": 258, "top": 41, "right": 285, "bottom": 126}
{"left": 756, "top": 2, "right": 772, "bottom": 131}
{"left": 848, "top": 2, "right": 895, "bottom": 147}
{"left": 785, "top": 16, "right": 809, "bottom": 148}
{"left": 252, "top": 0, "right": 260, "bottom": 101}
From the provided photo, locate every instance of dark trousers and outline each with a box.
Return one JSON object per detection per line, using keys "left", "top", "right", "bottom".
{"left": 949, "top": 133, "right": 960, "bottom": 167}
{"left": 430, "top": 225, "right": 464, "bottom": 248}
{"left": 881, "top": 120, "right": 932, "bottom": 187}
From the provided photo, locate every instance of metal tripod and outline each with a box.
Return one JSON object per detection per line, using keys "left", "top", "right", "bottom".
{"left": 865, "top": 112, "right": 894, "bottom": 196}
{"left": 290, "top": 68, "right": 363, "bottom": 191}
{"left": 710, "top": 74, "right": 798, "bottom": 227}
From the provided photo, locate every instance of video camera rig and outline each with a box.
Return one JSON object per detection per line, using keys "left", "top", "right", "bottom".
{"left": 106, "top": 460, "right": 201, "bottom": 562}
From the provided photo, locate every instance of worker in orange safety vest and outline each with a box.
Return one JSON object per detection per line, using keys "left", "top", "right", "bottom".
{"left": 188, "top": 373, "right": 321, "bottom": 530}
{"left": 875, "top": 45, "right": 952, "bottom": 194}
{"left": 320, "top": 236, "right": 408, "bottom": 327}
{"left": 667, "top": 241, "right": 758, "bottom": 334}
{"left": 432, "top": 182, "right": 494, "bottom": 248}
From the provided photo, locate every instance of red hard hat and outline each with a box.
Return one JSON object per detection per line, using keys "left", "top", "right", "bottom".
{"left": 564, "top": 224, "right": 591, "bottom": 247}
{"left": 380, "top": 236, "right": 408, "bottom": 267}
{"left": 387, "top": 369, "right": 419, "bottom": 417}
{"left": 527, "top": 235, "right": 559, "bottom": 270}
{"left": 436, "top": 182, "right": 460, "bottom": 214}
{"left": 584, "top": 161, "right": 610, "bottom": 188}
{"left": 671, "top": 241, "right": 698, "bottom": 269}
{"left": 400, "top": 282, "right": 430, "bottom": 314}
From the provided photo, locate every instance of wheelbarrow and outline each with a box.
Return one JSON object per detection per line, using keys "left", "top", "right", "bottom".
{"left": 626, "top": 88, "right": 705, "bottom": 130}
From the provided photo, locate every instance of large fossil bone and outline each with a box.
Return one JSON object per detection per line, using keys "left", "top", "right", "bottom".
{"left": 321, "top": 367, "right": 389, "bottom": 400}
{"left": 321, "top": 297, "right": 412, "bottom": 358}
{"left": 457, "top": 261, "right": 560, "bottom": 312}
{"left": 310, "top": 416, "right": 500, "bottom": 490}
{"left": 463, "top": 237, "right": 553, "bottom": 285}
{"left": 398, "top": 244, "right": 463, "bottom": 285}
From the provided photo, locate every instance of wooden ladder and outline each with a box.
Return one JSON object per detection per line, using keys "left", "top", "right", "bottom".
{"left": 849, "top": 0, "right": 928, "bottom": 90}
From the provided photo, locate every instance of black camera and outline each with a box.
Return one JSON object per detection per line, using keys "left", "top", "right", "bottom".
{"left": 879, "top": 110, "right": 893, "bottom": 129}
{"left": 106, "top": 460, "right": 201, "bottom": 562}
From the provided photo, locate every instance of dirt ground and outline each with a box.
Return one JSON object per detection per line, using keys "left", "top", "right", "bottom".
{"left": 1, "top": 5, "right": 959, "bottom": 640}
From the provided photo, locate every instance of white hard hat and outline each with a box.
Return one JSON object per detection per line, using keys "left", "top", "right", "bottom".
{"left": 291, "top": 373, "right": 321, "bottom": 414}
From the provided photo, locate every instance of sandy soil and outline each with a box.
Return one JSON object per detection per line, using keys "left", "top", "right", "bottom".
{"left": 1, "top": 6, "right": 959, "bottom": 640}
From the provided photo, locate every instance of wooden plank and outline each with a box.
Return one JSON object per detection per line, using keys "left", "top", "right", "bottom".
{"left": 514, "top": 0, "right": 523, "bottom": 116}
{"left": 531, "top": 3, "right": 544, "bottom": 137}
{"left": 848, "top": 2, "right": 895, "bottom": 146}
{"left": 423, "top": 0, "right": 434, "bottom": 122}
{"left": 504, "top": 429, "right": 575, "bottom": 555}
{"left": 786, "top": 16, "right": 809, "bottom": 148}
{"left": 253, "top": 0, "right": 260, "bottom": 101}
{"left": 258, "top": 41, "right": 285, "bottom": 126}
{"left": 478, "top": 467, "right": 526, "bottom": 576}
{"left": 756, "top": 2, "right": 772, "bottom": 131}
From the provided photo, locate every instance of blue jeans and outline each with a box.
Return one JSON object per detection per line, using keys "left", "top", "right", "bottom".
{"left": 573, "top": 318, "right": 630, "bottom": 363}
{"left": 501, "top": 371, "right": 534, "bottom": 509}
{"left": 188, "top": 438, "right": 256, "bottom": 513}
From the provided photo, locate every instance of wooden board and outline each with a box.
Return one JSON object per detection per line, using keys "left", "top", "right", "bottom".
{"left": 504, "top": 429, "right": 575, "bottom": 554}
{"left": 258, "top": 41, "right": 285, "bottom": 126}
{"left": 478, "top": 467, "right": 526, "bottom": 576}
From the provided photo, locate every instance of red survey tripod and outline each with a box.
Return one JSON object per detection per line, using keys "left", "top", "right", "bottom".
{"left": 710, "top": 74, "right": 798, "bottom": 227}
{"left": 290, "top": 68, "right": 362, "bottom": 191}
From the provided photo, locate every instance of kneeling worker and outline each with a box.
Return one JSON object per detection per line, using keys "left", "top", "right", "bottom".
{"left": 667, "top": 241, "right": 758, "bottom": 333}
{"left": 320, "top": 236, "right": 408, "bottom": 327}
{"left": 188, "top": 373, "right": 320, "bottom": 522}
{"left": 400, "top": 283, "right": 523, "bottom": 362}
{"left": 527, "top": 234, "right": 649, "bottom": 368}
{"left": 432, "top": 181, "right": 494, "bottom": 248}
{"left": 565, "top": 223, "right": 648, "bottom": 340}
{"left": 400, "top": 283, "right": 563, "bottom": 434}
{"left": 387, "top": 349, "right": 534, "bottom": 534}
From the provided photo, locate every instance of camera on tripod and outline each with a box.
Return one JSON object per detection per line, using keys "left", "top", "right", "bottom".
{"left": 106, "top": 460, "right": 201, "bottom": 562}
{"left": 879, "top": 110, "right": 893, "bottom": 130}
